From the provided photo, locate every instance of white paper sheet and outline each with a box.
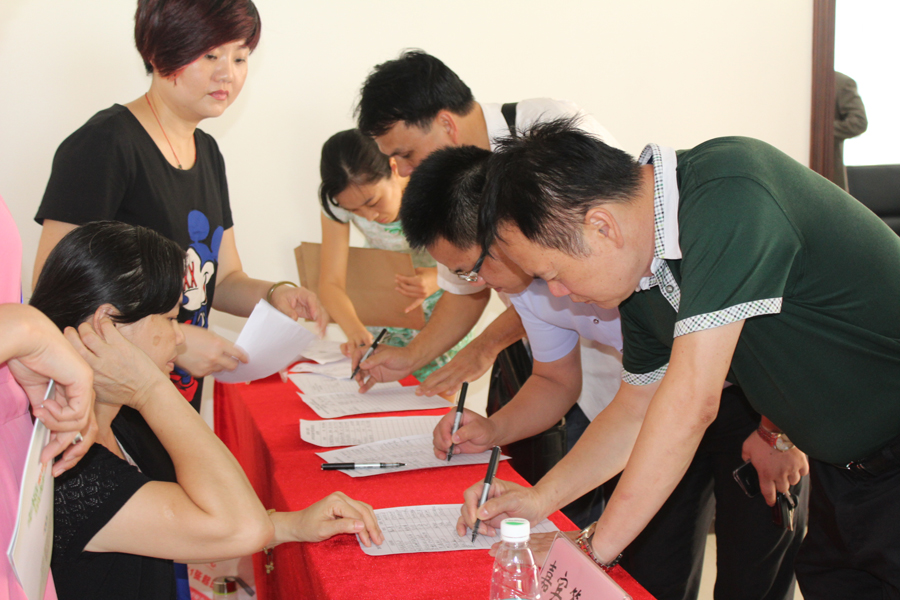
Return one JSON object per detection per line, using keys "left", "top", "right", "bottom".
{"left": 359, "top": 504, "right": 559, "bottom": 556}
{"left": 288, "top": 372, "right": 399, "bottom": 396}
{"left": 300, "top": 415, "right": 443, "bottom": 447}
{"left": 298, "top": 387, "right": 448, "bottom": 419}
{"left": 289, "top": 358, "right": 352, "bottom": 379}
{"left": 7, "top": 420, "right": 53, "bottom": 600}
{"left": 317, "top": 434, "right": 506, "bottom": 477}
{"left": 297, "top": 339, "right": 347, "bottom": 364}
{"left": 215, "top": 300, "right": 317, "bottom": 383}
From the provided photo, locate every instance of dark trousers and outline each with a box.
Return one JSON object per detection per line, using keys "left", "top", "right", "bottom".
{"left": 795, "top": 459, "right": 900, "bottom": 599}
{"left": 620, "top": 386, "right": 807, "bottom": 600}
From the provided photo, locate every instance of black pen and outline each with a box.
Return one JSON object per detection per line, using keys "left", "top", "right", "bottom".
{"left": 321, "top": 462, "right": 405, "bottom": 470}
{"left": 446, "top": 382, "right": 469, "bottom": 461}
{"left": 472, "top": 446, "right": 502, "bottom": 541}
{"left": 351, "top": 328, "right": 388, "bottom": 379}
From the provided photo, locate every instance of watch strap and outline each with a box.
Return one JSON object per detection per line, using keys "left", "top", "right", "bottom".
{"left": 575, "top": 522, "right": 622, "bottom": 572}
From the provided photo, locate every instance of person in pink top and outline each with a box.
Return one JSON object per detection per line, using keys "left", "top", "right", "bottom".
{"left": 0, "top": 196, "right": 96, "bottom": 600}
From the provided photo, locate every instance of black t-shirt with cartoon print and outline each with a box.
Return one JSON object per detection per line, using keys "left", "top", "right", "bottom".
{"left": 36, "top": 104, "right": 234, "bottom": 411}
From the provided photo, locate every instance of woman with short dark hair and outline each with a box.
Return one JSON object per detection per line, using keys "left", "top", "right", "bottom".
{"left": 33, "top": 0, "right": 325, "bottom": 413}
{"left": 32, "top": 222, "right": 380, "bottom": 600}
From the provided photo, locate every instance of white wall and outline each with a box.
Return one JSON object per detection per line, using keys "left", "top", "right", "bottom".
{"left": 835, "top": 0, "right": 900, "bottom": 165}
{"left": 1, "top": 0, "right": 812, "bottom": 333}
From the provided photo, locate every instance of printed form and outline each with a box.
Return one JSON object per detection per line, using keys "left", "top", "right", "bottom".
{"left": 300, "top": 415, "right": 443, "bottom": 447}
{"left": 359, "top": 504, "right": 559, "bottom": 556}
{"left": 288, "top": 372, "right": 399, "bottom": 396}
{"left": 317, "top": 434, "right": 506, "bottom": 477}
{"left": 290, "top": 359, "right": 352, "bottom": 379}
{"left": 296, "top": 386, "right": 448, "bottom": 419}
{"left": 215, "top": 300, "right": 316, "bottom": 383}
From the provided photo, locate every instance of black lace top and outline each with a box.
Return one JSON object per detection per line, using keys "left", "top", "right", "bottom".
{"left": 52, "top": 443, "right": 175, "bottom": 600}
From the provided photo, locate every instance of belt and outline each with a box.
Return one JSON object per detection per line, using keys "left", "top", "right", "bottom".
{"left": 838, "top": 434, "right": 900, "bottom": 477}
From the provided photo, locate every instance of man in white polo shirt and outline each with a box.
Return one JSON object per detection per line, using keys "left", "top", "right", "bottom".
{"left": 353, "top": 50, "right": 619, "bottom": 399}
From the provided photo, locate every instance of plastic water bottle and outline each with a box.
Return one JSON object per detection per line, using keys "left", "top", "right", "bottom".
{"left": 489, "top": 518, "right": 539, "bottom": 600}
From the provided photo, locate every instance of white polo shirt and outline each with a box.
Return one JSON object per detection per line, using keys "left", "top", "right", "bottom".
{"left": 509, "top": 280, "right": 623, "bottom": 421}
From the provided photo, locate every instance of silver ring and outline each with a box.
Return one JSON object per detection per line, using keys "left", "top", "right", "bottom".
{"left": 72, "top": 433, "right": 84, "bottom": 445}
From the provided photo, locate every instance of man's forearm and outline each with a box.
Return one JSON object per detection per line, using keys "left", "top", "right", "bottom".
{"left": 491, "top": 348, "right": 581, "bottom": 446}
{"left": 404, "top": 289, "right": 490, "bottom": 371}
{"left": 529, "top": 391, "right": 650, "bottom": 520}
{"left": 590, "top": 321, "right": 743, "bottom": 563}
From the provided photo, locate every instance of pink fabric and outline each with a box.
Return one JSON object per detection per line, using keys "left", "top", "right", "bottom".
{"left": 214, "top": 375, "right": 654, "bottom": 600}
{"left": 0, "top": 196, "right": 57, "bottom": 600}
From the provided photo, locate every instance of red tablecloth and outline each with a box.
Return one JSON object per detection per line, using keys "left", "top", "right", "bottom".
{"left": 214, "top": 375, "right": 653, "bottom": 599}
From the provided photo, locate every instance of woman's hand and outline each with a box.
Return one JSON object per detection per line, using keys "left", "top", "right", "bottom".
{"left": 395, "top": 267, "right": 439, "bottom": 313}
{"left": 64, "top": 318, "right": 169, "bottom": 412}
{"left": 340, "top": 328, "right": 374, "bottom": 361}
{"left": 275, "top": 492, "right": 383, "bottom": 547}
{"left": 270, "top": 284, "right": 329, "bottom": 337}
{"left": 176, "top": 324, "right": 249, "bottom": 378}
{"left": 4, "top": 304, "right": 96, "bottom": 472}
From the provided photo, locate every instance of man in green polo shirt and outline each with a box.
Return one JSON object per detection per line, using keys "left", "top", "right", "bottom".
{"left": 462, "top": 118, "right": 900, "bottom": 596}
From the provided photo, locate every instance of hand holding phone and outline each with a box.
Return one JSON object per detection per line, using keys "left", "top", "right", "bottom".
{"left": 733, "top": 460, "right": 761, "bottom": 498}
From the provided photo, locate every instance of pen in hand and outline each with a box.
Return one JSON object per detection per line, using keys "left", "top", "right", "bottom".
{"left": 446, "top": 382, "right": 468, "bottom": 461}
{"left": 472, "top": 445, "right": 501, "bottom": 541}
{"left": 351, "top": 328, "right": 388, "bottom": 379}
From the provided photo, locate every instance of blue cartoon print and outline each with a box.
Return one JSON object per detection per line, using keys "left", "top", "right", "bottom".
{"left": 173, "top": 210, "right": 223, "bottom": 401}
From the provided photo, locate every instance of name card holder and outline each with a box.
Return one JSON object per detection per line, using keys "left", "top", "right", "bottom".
{"left": 537, "top": 533, "right": 631, "bottom": 600}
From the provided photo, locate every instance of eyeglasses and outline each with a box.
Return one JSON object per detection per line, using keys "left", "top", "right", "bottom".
{"left": 454, "top": 252, "right": 487, "bottom": 283}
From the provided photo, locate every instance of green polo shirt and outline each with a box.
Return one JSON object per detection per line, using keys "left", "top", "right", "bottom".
{"left": 621, "top": 137, "right": 900, "bottom": 465}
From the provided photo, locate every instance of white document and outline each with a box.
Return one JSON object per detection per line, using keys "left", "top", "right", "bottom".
{"left": 359, "top": 504, "right": 559, "bottom": 556}
{"left": 297, "top": 339, "right": 346, "bottom": 364}
{"left": 298, "top": 387, "right": 448, "bottom": 419}
{"left": 7, "top": 420, "right": 53, "bottom": 600}
{"left": 215, "top": 300, "right": 316, "bottom": 383}
{"left": 289, "top": 358, "right": 352, "bottom": 379}
{"left": 317, "top": 434, "right": 506, "bottom": 477}
{"left": 288, "top": 372, "right": 399, "bottom": 396}
{"left": 300, "top": 415, "right": 443, "bottom": 447}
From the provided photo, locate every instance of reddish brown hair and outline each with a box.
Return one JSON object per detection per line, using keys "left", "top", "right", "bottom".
{"left": 135, "top": 0, "right": 261, "bottom": 77}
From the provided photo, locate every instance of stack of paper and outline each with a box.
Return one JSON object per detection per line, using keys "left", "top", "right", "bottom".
{"left": 215, "top": 300, "right": 316, "bottom": 383}
{"left": 317, "top": 435, "right": 507, "bottom": 477}
{"left": 359, "top": 504, "right": 559, "bottom": 556}
{"left": 300, "top": 415, "right": 443, "bottom": 447}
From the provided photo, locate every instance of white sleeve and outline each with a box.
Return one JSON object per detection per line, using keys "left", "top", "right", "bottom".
{"left": 509, "top": 290, "right": 579, "bottom": 363}
{"left": 516, "top": 98, "right": 623, "bottom": 151}
{"left": 436, "top": 262, "right": 486, "bottom": 295}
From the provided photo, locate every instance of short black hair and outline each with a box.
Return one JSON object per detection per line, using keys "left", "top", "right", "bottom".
{"left": 319, "top": 129, "right": 393, "bottom": 222}
{"left": 480, "top": 117, "right": 642, "bottom": 255}
{"left": 31, "top": 221, "right": 186, "bottom": 330}
{"left": 400, "top": 145, "right": 492, "bottom": 251}
{"left": 356, "top": 50, "right": 476, "bottom": 138}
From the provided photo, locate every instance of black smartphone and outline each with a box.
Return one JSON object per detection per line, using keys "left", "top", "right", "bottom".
{"left": 732, "top": 460, "right": 761, "bottom": 498}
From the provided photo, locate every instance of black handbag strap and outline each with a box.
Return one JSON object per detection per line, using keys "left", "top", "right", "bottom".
{"left": 500, "top": 102, "right": 518, "bottom": 137}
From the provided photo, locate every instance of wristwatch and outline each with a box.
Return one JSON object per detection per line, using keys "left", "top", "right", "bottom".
{"left": 575, "top": 521, "right": 622, "bottom": 572}
{"left": 757, "top": 425, "right": 794, "bottom": 452}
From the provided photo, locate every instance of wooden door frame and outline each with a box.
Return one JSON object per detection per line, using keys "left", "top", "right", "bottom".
{"left": 810, "top": 0, "right": 835, "bottom": 178}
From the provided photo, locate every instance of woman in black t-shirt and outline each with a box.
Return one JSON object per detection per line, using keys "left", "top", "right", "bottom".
{"left": 33, "top": 0, "right": 326, "bottom": 411}
{"left": 32, "top": 222, "right": 382, "bottom": 600}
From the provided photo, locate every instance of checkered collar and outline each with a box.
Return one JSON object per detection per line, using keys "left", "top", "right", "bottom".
{"left": 636, "top": 143, "right": 681, "bottom": 294}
